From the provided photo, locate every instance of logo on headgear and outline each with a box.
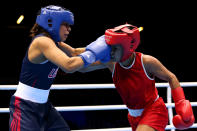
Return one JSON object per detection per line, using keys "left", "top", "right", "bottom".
{"left": 43, "top": 10, "right": 47, "bottom": 14}
{"left": 105, "top": 35, "right": 112, "bottom": 43}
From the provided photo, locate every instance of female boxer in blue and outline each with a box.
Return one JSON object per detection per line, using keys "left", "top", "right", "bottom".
{"left": 9, "top": 5, "right": 111, "bottom": 131}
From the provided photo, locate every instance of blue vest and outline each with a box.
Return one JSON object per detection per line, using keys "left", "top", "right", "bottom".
{"left": 19, "top": 34, "right": 59, "bottom": 90}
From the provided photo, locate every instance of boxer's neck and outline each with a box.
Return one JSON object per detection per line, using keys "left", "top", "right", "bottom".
{"left": 120, "top": 53, "right": 135, "bottom": 67}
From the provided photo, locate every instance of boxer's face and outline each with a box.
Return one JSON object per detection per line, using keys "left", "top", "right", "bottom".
{"left": 59, "top": 22, "right": 71, "bottom": 42}
{"left": 111, "top": 44, "right": 123, "bottom": 62}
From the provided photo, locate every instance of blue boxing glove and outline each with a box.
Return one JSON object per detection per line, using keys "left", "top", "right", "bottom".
{"left": 79, "top": 35, "right": 111, "bottom": 67}
{"left": 86, "top": 35, "right": 111, "bottom": 62}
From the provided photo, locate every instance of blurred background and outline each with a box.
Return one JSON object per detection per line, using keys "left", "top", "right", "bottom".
{"left": 0, "top": 0, "right": 196, "bottom": 130}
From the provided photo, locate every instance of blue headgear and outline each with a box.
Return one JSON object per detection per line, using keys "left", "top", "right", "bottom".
{"left": 36, "top": 5, "right": 74, "bottom": 42}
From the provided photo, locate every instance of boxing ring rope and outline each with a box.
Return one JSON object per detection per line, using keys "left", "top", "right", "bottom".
{"left": 0, "top": 82, "right": 197, "bottom": 131}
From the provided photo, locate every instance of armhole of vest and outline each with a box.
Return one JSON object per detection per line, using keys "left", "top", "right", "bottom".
{"left": 39, "top": 60, "right": 49, "bottom": 64}
{"left": 26, "top": 47, "right": 49, "bottom": 65}
{"left": 112, "top": 63, "right": 116, "bottom": 78}
{"left": 27, "top": 35, "right": 49, "bottom": 65}
{"left": 141, "top": 54, "right": 154, "bottom": 80}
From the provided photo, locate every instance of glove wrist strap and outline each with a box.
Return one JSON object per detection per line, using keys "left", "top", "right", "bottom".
{"left": 172, "top": 87, "right": 185, "bottom": 103}
{"left": 79, "top": 51, "right": 96, "bottom": 67}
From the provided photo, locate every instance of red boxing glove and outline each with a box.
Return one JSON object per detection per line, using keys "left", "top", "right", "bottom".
{"left": 172, "top": 87, "right": 195, "bottom": 130}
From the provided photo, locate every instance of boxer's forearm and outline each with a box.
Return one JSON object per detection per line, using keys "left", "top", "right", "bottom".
{"left": 78, "top": 61, "right": 115, "bottom": 73}
{"left": 58, "top": 42, "right": 85, "bottom": 56}
{"left": 58, "top": 42, "right": 75, "bottom": 56}
{"left": 78, "top": 61, "right": 107, "bottom": 73}
{"left": 74, "top": 48, "right": 86, "bottom": 56}
{"left": 168, "top": 73, "right": 181, "bottom": 89}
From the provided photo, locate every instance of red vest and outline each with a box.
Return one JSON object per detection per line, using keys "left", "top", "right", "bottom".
{"left": 112, "top": 52, "right": 158, "bottom": 109}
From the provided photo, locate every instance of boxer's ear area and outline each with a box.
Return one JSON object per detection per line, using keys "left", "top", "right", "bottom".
{"left": 131, "top": 39, "right": 136, "bottom": 45}
{"left": 130, "top": 44, "right": 134, "bottom": 48}
{"left": 48, "top": 19, "right": 52, "bottom": 27}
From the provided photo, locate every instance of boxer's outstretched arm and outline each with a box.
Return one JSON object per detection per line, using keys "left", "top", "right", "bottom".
{"left": 78, "top": 61, "right": 114, "bottom": 73}
{"left": 37, "top": 36, "right": 84, "bottom": 73}
{"left": 57, "top": 42, "right": 105, "bottom": 72}
{"left": 78, "top": 61, "right": 106, "bottom": 73}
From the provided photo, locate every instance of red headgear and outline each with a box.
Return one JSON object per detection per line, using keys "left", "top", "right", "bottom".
{"left": 105, "top": 24, "right": 140, "bottom": 62}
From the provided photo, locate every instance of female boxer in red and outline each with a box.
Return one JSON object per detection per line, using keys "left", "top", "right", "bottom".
{"left": 62, "top": 24, "right": 195, "bottom": 131}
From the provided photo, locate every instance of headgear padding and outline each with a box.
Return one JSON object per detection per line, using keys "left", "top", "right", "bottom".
{"left": 105, "top": 24, "right": 140, "bottom": 62}
{"left": 36, "top": 5, "right": 74, "bottom": 42}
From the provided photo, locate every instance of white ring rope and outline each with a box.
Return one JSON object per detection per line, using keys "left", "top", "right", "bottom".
{"left": 1, "top": 82, "right": 197, "bottom": 90}
{"left": 1, "top": 82, "right": 197, "bottom": 131}
{"left": 0, "top": 102, "right": 197, "bottom": 113}
{"left": 71, "top": 124, "right": 197, "bottom": 131}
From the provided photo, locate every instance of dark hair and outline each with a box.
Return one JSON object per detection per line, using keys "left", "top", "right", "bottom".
{"left": 29, "top": 7, "right": 51, "bottom": 38}
{"left": 29, "top": 23, "right": 51, "bottom": 38}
